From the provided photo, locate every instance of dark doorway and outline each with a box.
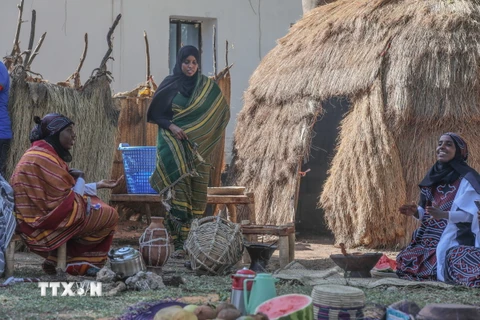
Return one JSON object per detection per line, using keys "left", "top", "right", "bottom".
{"left": 295, "top": 97, "right": 350, "bottom": 236}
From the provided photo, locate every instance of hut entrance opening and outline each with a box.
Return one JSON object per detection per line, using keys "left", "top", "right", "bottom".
{"left": 296, "top": 97, "right": 350, "bottom": 236}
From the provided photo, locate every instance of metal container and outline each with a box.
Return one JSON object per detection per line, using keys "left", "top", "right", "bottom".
{"left": 231, "top": 267, "right": 256, "bottom": 315}
{"left": 108, "top": 247, "right": 146, "bottom": 278}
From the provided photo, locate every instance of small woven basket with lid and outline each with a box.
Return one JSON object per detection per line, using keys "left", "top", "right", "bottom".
{"left": 311, "top": 285, "right": 365, "bottom": 320}
{"left": 184, "top": 216, "right": 244, "bottom": 275}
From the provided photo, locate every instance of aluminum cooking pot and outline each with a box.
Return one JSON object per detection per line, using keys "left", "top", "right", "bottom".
{"left": 108, "top": 247, "right": 146, "bottom": 278}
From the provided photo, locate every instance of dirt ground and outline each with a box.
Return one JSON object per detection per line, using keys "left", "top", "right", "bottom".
{"left": 4, "top": 217, "right": 401, "bottom": 276}
{"left": 113, "top": 219, "right": 400, "bottom": 271}
{"left": 6, "top": 218, "right": 476, "bottom": 320}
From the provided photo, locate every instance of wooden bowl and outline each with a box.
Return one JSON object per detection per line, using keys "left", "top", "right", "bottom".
{"left": 330, "top": 252, "right": 383, "bottom": 278}
{"left": 207, "top": 186, "right": 246, "bottom": 195}
{"left": 417, "top": 303, "right": 480, "bottom": 320}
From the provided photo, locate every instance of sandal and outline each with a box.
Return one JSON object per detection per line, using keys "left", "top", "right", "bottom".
{"left": 171, "top": 249, "right": 186, "bottom": 259}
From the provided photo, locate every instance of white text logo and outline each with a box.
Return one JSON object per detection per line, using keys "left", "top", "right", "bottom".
{"left": 38, "top": 282, "right": 102, "bottom": 296}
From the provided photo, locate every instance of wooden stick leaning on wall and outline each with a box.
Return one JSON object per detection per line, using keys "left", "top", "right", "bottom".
{"left": 64, "top": 33, "right": 88, "bottom": 89}
{"left": 25, "top": 32, "right": 47, "bottom": 70}
{"left": 144, "top": 30, "right": 151, "bottom": 81}
{"left": 98, "top": 14, "right": 122, "bottom": 72}
{"left": 4, "top": 0, "right": 25, "bottom": 70}
{"left": 84, "top": 13, "right": 122, "bottom": 88}
{"left": 213, "top": 26, "right": 217, "bottom": 77}
{"left": 11, "top": 0, "right": 24, "bottom": 56}
{"left": 23, "top": 10, "right": 36, "bottom": 68}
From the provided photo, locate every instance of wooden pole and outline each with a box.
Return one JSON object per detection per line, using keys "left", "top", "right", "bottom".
{"left": 23, "top": 9, "right": 36, "bottom": 68}
{"left": 225, "top": 40, "right": 229, "bottom": 68}
{"left": 5, "top": 239, "right": 16, "bottom": 277}
{"left": 26, "top": 32, "right": 47, "bottom": 69}
{"left": 144, "top": 30, "right": 151, "bottom": 80}
{"left": 76, "top": 33, "right": 89, "bottom": 75}
{"left": 98, "top": 14, "right": 122, "bottom": 71}
{"left": 212, "top": 26, "right": 217, "bottom": 77}
{"left": 278, "top": 236, "right": 290, "bottom": 268}
{"left": 57, "top": 243, "right": 67, "bottom": 270}
{"left": 5, "top": 0, "right": 25, "bottom": 70}
{"left": 64, "top": 33, "right": 88, "bottom": 88}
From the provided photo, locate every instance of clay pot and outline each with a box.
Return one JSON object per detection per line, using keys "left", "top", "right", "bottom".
{"left": 139, "top": 217, "right": 170, "bottom": 273}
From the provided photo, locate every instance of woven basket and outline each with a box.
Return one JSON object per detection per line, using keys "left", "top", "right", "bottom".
{"left": 311, "top": 285, "right": 365, "bottom": 320}
{"left": 184, "top": 216, "right": 244, "bottom": 275}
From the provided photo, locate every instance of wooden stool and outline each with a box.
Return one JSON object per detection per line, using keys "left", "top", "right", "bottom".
{"left": 241, "top": 224, "right": 296, "bottom": 268}
{"left": 4, "top": 234, "right": 67, "bottom": 278}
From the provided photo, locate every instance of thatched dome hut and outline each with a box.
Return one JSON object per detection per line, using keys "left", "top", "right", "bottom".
{"left": 229, "top": 0, "right": 480, "bottom": 248}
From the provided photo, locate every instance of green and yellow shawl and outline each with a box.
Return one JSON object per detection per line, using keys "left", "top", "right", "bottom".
{"left": 149, "top": 74, "right": 229, "bottom": 215}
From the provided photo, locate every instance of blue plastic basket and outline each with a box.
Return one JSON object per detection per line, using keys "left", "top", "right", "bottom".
{"left": 118, "top": 143, "right": 157, "bottom": 194}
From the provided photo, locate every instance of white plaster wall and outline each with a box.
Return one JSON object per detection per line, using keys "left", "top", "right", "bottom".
{"left": 0, "top": 0, "right": 302, "bottom": 160}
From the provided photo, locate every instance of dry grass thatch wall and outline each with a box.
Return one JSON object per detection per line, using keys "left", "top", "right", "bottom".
{"left": 7, "top": 71, "right": 119, "bottom": 201}
{"left": 229, "top": 0, "right": 480, "bottom": 248}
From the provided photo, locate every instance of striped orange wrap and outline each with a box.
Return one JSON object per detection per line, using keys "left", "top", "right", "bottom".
{"left": 10, "top": 140, "right": 118, "bottom": 274}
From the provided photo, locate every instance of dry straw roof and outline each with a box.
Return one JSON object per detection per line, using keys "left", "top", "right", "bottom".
{"left": 230, "top": 0, "right": 480, "bottom": 247}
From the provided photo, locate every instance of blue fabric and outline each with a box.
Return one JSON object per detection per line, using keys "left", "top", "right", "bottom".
{"left": 0, "top": 62, "right": 12, "bottom": 140}
{"left": 0, "top": 174, "right": 15, "bottom": 275}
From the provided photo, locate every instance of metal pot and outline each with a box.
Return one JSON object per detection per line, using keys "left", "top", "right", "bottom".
{"left": 108, "top": 247, "right": 146, "bottom": 278}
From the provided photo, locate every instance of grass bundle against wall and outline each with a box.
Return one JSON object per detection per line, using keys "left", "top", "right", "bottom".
{"left": 320, "top": 81, "right": 412, "bottom": 248}
{"left": 7, "top": 70, "right": 119, "bottom": 202}
{"left": 230, "top": 0, "right": 480, "bottom": 248}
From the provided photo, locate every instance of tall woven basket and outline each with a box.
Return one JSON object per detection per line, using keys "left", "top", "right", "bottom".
{"left": 184, "top": 216, "right": 244, "bottom": 275}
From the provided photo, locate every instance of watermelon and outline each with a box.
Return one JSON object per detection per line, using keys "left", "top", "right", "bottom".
{"left": 374, "top": 254, "right": 397, "bottom": 271}
{"left": 254, "top": 294, "right": 313, "bottom": 320}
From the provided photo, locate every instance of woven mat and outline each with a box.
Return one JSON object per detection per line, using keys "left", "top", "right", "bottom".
{"left": 273, "top": 260, "right": 453, "bottom": 289}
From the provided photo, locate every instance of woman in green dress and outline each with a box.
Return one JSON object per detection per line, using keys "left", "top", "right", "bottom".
{"left": 147, "top": 45, "right": 230, "bottom": 258}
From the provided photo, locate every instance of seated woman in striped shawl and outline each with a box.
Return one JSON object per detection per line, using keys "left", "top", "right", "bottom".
{"left": 147, "top": 45, "right": 230, "bottom": 259}
{"left": 10, "top": 113, "right": 122, "bottom": 276}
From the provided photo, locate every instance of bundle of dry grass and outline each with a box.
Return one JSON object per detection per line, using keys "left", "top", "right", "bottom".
{"left": 229, "top": 0, "right": 480, "bottom": 247}
{"left": 7, "top": 69, "right": 119, "bottom": 202}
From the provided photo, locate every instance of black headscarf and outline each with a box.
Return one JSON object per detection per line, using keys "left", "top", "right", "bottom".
{"left": 419, "top": 132, "right": 480, "bottom": 206}
{"left": 29, "top": 113, "right": 74, "bottom": 162}
{"left": 147, "top": 45, "right": 200, "bottom": 126}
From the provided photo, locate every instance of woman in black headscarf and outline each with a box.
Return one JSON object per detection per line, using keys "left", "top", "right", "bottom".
{"left": 396, "top": 133, "right": 480, "bottom": 286}
{"left": 147, "top": 46, "right": 230, "bottom": 258}
{"left": 10, "top": 113, "right": 123, "bottom": 276}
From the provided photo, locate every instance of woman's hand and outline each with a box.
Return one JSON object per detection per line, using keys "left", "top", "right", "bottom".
{"left": 96, "top": 175, "right": 124, "bottom": 189}
{"left": 169, "top": 124, "right": 188, "bottom": 140}
{"left": 68, "top": 168, "right": 85, "bottom": 180}
{"left": 426, "top": 205, "right": 449, "bottom": 220}
{"left": 399, "top": 203, "right": 418, "bottom": 217}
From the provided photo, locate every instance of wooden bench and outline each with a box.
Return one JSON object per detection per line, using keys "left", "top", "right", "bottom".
{"left": 5, "top": 234, "right": 67, "bottom": 278}
{"left": 241, "top": 223, "right": 295, "bottom": 268}
{"left": 110, "top": 192, "right": 256, "bottom": 225}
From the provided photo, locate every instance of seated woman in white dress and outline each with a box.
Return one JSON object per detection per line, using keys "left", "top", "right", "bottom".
{"left": 397, "top": 133, "right": 480, "bottom": 287}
